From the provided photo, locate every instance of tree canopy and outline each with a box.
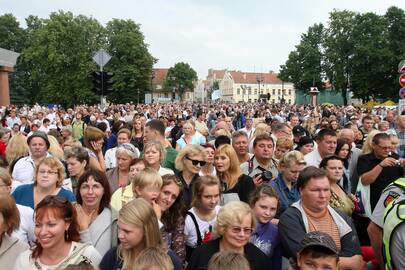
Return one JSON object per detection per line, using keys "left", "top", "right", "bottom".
{"left": 165, "top": 62, "right": 198, "bottom": 100}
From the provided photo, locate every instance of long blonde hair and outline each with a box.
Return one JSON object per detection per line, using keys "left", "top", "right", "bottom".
{"left": 362, "top": 130, "right": 382, "bottom": 154}
{"left": 215, "top": 144, "right": 242, "bottom": 189}
{"left": 6, "top": 133, "right": 29, "bottom": 164}
{"left": 118, "top": 198, "right": 164, "bottom": 270}
{"left": 48, "top": 135, "right": 64, "bottom": 160}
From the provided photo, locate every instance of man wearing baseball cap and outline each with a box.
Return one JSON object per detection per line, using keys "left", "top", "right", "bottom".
{"left": 296, "top": 231, "right": 339, "bottom": 270}
{"left": 11, "top": 131, "right": 51, "bottom": 185}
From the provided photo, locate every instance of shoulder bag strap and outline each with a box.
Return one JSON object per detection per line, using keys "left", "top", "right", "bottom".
{"left": 187, "top": 211, "right": 203, "bottom": 246}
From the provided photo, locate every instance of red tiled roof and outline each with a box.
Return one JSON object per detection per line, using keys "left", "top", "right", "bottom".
{"left": 152, "top": 68, "right": 169, "bottom": 85}
{"left": 207, "top": 69, "right": 226, "bottom": 80}
{"left": 229, "top": 71, "right": 283, "bottom": 84}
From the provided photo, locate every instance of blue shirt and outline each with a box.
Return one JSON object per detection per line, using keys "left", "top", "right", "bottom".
{"left": 271, "top": 174, "right": 300, "bottom": 216}
{"left": 12, "top": 183, "right": 76, "bottom": 209}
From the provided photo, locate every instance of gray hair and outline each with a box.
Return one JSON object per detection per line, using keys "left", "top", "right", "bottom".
{"left": 116, "top": 143, "right": 139, "bottom": 159}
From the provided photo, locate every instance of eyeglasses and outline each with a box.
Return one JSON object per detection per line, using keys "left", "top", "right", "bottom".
{"left": 38, "top": 170, "right": 58, "bottom": 175}
{"left": 229, "top": 226, "right": 253, "bottom": 235}
{"left": 186, "top": 156, "right": 206, "bottom": 167}
{"left": 376, "top": 145, "right": 391, "bottom": 151}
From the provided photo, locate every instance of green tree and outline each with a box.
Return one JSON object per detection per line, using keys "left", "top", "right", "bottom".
{"left": 350, "top": 12, "right": 392, "bottom": 100}
{"left": 105, "top": 19, "right": 156, "bottom": 103}
{"left": 323, "top": 10, "right": 357, "bottom": 105}
{"left": 279, "top": 23, "right": 325, "bottom": 92}
{"left": 165, "top": 62, "right": 198, "bottom": 100}
{"left": 0, "top": 13, "right": 25, "bottom": 51}
{"left": 14, "top": 11, "right": 104, "bottom": 106}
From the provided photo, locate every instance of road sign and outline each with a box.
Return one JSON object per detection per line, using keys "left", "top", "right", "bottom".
{"left": 400, "top": 73, "right": 405, "bottom": 87}
{"left": 399, "top": 60, "right": 405, "bottom": 73}
{"left": 399, "top": 87, "right": 405, "bottom": 99}
{"left": 92, "top": 49, "right": 111, "bottom": 69}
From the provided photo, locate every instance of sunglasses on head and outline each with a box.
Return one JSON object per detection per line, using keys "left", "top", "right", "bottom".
{"left": 186, "top": 156, "right": 206, "bottom": 167}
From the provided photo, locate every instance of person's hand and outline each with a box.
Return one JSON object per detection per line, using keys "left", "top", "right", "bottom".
{"left": 253, "top": 174, "right": 263, "bottom": 187}
{"left": 91, "top": 141, "right": 103, "bottom": 153}
{"left": 75, "top": 204, "right": 96, "bottom": 231}
{"left": 399, "top": 158, "right": 405, "bottom": 166}
{"left": 271, "top": 218, "right": 279, "bottom": 225}
{"left": 380, "top": 157, "right": 398, "bottom": 168}
{"left": 152, "top": 200, "right": 162, "bottom": 220}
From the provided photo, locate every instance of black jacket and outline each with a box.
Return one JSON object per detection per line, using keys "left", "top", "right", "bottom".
{"left": 186, "top": 238, "right": 271, "bottom": 270}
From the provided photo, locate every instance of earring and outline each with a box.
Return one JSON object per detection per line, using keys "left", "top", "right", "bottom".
{"left": 65, "top": 230, "right": 69, "bottom": 240}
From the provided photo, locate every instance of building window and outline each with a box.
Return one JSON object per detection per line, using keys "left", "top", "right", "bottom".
{"left": 288, "top": 99, "right": 291, "bottom": 104}
{"left": 237, "top": 88, "right": 240, "bottom": 95}
{"left": 272, "top": 99, "right": 275, "bottom": 104}
{"left": 248, "top": 89, "right": 251, "bottom": 95}
{"left": 272, "top": 89, "right": 275, "bottom": 95}
{"left": 288, "top": 89, "right": 291, "bottom": 95}
{"left": 278, "top": 89, "right": 281, "bottom": 95}
{"left": 243, "top": 89, "right": 246, "bottom": 95}
{"left": 254, "top": 90, "right": 257, "bottom": 95}
{"left": 282, "top": 89, "right": 286, "bottom": 95}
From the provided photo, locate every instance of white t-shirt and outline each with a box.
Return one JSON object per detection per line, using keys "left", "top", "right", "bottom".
{"left": 184, "top": 205, "right": 221, "bottom": 247}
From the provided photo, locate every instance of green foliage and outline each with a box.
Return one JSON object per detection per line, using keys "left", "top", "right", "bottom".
{"left": 280, "top": 6, "right": 405, "bottom": 104}
{"left": 105, "top": 19, "right": 156, "bottom": 103}
{"left": 1, "top": 11, "right": 156, "bottom": 106}
{"left": 165, "top": 62, "right": 198, "bottom": 100}
{"left": 279, "top": 23, "right": 325, "bottom": 92}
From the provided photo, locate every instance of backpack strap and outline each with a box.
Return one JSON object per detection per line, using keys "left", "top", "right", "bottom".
{"left": 187, "top": 211, "right": 202, "bottom": 246}
{"left": 248, "top": 155, "right": 255, "bottom": 175}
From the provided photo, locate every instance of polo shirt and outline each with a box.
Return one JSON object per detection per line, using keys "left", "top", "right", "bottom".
{"left": 163, "top": 146, "right": 178, "bottom": 172}
{"left": 357, "top": 152, "right": 403, "bottom": 211}
{"left": 271, "top": 174, "right": 300, "bottom": 216}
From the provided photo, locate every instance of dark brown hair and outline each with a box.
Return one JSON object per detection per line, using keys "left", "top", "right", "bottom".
{"left": 76, "top": 169, "right": 112, "bottom": 214}
{"left": 0, "top": 194, "right": 20, "bottom": 235}
{"left": 296, "top": 166, "right": 327, "bottom": 190}
{"left": 160, "top": 174, "right": 185, "bottom": 231}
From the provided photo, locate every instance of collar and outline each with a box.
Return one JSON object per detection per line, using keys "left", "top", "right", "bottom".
{"left": 252, "top": 156, "right": 275, "bottom": 171}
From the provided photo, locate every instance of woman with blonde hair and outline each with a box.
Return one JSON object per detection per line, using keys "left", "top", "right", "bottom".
{"left": 83, "top": 126, "right": 106, "bottom": 172}
{"left": 176, "top": 120, "right": 206, "bottom": 151}
{"left": 48, "top": 134, "right": 64, "bottom": 160}
{"left": 208, "top": 251, "right": 250, "bottom": 270}
{"left": 100, "top": 198, "right": 182, "bottom": 270}
{"left": 186, "top": 201, "right": 270, "bottom": 270}
{"left": 12, "top": 156, "right": 75, "bottom": 209}
{"left": 214, "top": 144, "right": 255, "bottom": 203}
{"left": 361, "top": 130, "right": 382, "bottom": 155}
{"left": 144, "top": 140, "right": 174, "bottom": 176}
{"left": 175, "top": 144, "right": 206, "bottom": 207}
{"left": 5, "top": 132, "right": 29, "bottom": 170}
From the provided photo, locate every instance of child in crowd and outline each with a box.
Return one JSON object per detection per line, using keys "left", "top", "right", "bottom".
{"left": 296, "top": 231, "right": 339, "bottom": 270}
{"left": 249, "top": 185, "right": 282, "bottom": 270}
{"left": 207, "top": 250, "right": 251, "bottom": 270}
{"left": 131, "top": 167, "right": 163, "bottom": 204}
{"left": 110, "top": 158, "right": 146, "bottom": 211}
{"left": 184, "top": 175, "right": 221, "bottom": 262}
{"left": 133, "top": 247, "right": 174, "bottom": 270}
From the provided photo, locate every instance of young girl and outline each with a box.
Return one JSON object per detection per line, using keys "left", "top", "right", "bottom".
{"left": 184, "top": 175, "right": 221, "bottom": 262}
{"left": 249, "top": 185, "right": 282, "bottom": 270}
{"left": 131, "top": 167, "right": 163, "bottom": 204}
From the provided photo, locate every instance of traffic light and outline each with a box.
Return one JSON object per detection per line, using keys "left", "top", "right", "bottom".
{"left": 91, "top": 71, "right": 115, "bottom": 96}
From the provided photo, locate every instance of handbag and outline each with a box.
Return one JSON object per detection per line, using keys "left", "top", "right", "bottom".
{"left": 354, "top": 177, "right": 372, "bottom": 218}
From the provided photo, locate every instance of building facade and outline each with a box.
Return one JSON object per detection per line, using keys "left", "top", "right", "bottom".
{"left": 151, "top": 68, "right": 194, "bottom": 102}
{"left": 206, "top": 69, "right": 295, "bottom": 104}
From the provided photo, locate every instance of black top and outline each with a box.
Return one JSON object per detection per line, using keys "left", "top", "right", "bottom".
{"left": 357, "top": 152, "right": 403, "bottom": 210}
{"left": 223, "top": 174, "right": 255, "bottom": 203}
{"left": 177, "top": 172, "right": 200, "bottom": 208}
{"left": 186, "top": 238, "right": 272, "bottom": 270}
{"left": 100, "top": 246, "right": 183, "bottom": 270}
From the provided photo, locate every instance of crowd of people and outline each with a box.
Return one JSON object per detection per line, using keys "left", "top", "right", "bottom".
{"left": 0, "top": 101, "right": 404, "bottom": 270}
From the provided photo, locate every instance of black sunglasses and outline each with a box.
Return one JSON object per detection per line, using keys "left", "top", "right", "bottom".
{"left": 186, "top": 156, "right": 206, "bottom": 167}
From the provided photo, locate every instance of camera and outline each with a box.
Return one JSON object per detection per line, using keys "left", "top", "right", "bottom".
{"left": 255, "top": 171, "right": 274, "bottom": 182}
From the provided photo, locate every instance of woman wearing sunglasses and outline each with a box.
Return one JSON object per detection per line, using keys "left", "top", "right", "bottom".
{"left": 175, "top": 144, "right": 207, "bottom": 207}
{"left": 14, "top": 195, "right": 101, "bottom": 269}
{"left": 186, "top": 201, "right": 270, "bottom": 270}
{"left": 12, "top": 156, "right": 76, "bottom": 210}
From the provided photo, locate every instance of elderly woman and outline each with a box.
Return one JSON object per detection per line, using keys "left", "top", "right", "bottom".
{"left": 186, "top": 201, "right": 270, "bottom": 270}
{"left": 0, "top": 194, "right": 29, "bottom": 268}
{"left": 12, "top": 156, "right": 75, "bottom": 209}
{"left": 176, "top": 120, "right": 206, "bottom": 151}
{"left": 106, "top": 143, "right": 138, "bottom": 193}
{"left": 175, "top": 144, "right": 206, "bottom": 207}
{"left": 83, "top": 126, "right": 106, "bottom": 172}
{"left": 75, "top": 169, "right": 116, "bottom": 256}
{"left": 144, "top": 140, "right": 175, "bottom": 176}
{"left": 14, "top": 195, "right": 101, "bottom": 269}
{"left": 63, "top": 146, "right": 89, "bottom": 193}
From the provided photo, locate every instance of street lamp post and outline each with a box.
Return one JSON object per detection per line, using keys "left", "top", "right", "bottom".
{"left": 151, "top": 70, "right": 155, "bottom": 103}
{"left": 137, "top": 88, "right": 140, "bottom": 104}
{"left": 256, "top": 74, "right": 264, "bottom": 101}
{"left": 241, "top": 85, "right": 245, "bottom": 102}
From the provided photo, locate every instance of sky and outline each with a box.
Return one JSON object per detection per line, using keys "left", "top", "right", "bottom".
{"left": 2, "top": 0, "right": 404, "bottom": 79}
